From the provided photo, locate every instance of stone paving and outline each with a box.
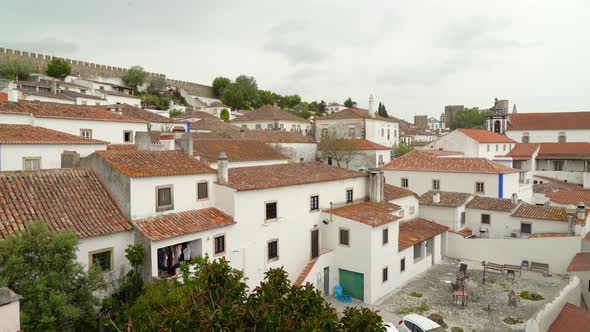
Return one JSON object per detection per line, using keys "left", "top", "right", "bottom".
{"left": 377, "top": 258, "right": 569, "bottom": 332}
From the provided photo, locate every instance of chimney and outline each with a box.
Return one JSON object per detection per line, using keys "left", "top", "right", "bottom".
{"left": 217, "top": 152, "right": 229, "bottom": 184}
{"left": 368, "top": 168, "right": 384, "bottom": 203}
{"left": 368, "top": 94, "right": 375, "bottom": 118}
{"left": 50, "top": 80, "right": 57, "bottom": 94}
{"left": 432, "top": 192, "right": 441, "bottom": 204}
{"left": 511, "top": 193, "right": 518, "bottom": 205}
{"left": 135, "top": 132, "right": 152, "bottom": 150}
{"left": 566, "top": 204, "right": 577, "bottom": 235}
{"left": 577, "top": 202, "right": 586, "bottom": 220}
{"left": 180, "top": 132, "right": 193, "bottom": 156}
{"left": 61, "top": 151, "right": 80, "bottom": 168}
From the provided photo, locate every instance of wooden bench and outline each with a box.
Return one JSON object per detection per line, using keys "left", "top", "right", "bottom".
{"left": 504, "top": 264, "right": 522, "bottom": 277}
{"left": 530, "top": 262, "right": 549, "bottom": 274}
{"left": 484, "top": 262, "right": 504, "bottom": 274}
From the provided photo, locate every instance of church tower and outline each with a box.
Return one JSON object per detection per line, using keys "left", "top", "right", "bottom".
{"left": 485, "top": 98, "right": 509, "bottom": 135}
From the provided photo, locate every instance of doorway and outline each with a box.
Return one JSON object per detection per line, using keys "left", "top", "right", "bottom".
{"left": 311, "top": 229, "right": 319, "bottom": 259}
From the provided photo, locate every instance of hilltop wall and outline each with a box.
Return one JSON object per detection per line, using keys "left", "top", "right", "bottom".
{"left": 0, "top": 47, "right": 215, "bottom": 98}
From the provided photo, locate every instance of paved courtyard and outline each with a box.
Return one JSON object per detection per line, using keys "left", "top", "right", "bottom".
{"left": 377, "top": 258, "right": 569, "bottom": 332}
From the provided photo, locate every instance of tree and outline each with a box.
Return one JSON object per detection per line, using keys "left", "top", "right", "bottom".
{"left": 122, "top": 65, "right": 148, "bottom": 90}
{"left": 279, "top": 94, "right": 302, "bottom": 109}
{"left": 146, "top": 76, "right": 167, "bottom": 94}
{"left": 340, "top": 307, "right": 385, "bottom": 331}
{"left": 212, "top": 76, "right": 231, "bottom": 97}
{"left": 169, "top": 109, "right": 183, "bottom": 117}
{"left": 258, "top": 89, "right": 280, "bottom": 106}
{"left": 220, "top": 108, "right": 230, "bottom": 122}
{"left": 0, "top": 59, "right": 33, "bottom": 80}
{"left": 344, "top": 97, "right": 357, "bottom": 108}
{"left": 45, "top": 58, "right": 71, "bottom": 80}
{"left": 450, "top": 107, "right": 485, "bottom": 129}
{"left": 318, "top": 100, "right": 327, "bottom": 114}
{"left": 319, "top": 133, "right": 361, "bottom": 168}
{"left": 378, "top": 102, "right": 389, "bottom": 118}
{"left": 0, "top": 222, "right": 104, "bottom": 331}
{"left": 392, "top": 142, "right": 413, "bottom": 157}
{"left": 308, "top": 101, "right": 320, "bottom": 114}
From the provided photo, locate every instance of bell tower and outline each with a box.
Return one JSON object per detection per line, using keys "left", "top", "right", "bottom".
{"left": 485, "top": 98, "right": 509, "bottom": 135}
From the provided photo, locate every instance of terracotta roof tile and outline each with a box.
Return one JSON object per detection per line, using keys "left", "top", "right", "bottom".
{"left": 546, "top": 191, "right": 590, "bottom": 205}
{"left": 107, "top": 144, "right": 137, "bottom": 151}
{"left": 190, "top": 118, "right": 241, "bottom": 132}
{"left": 505, "top": 143, "right": 540, "bottom": 160}
{"left": 458, "top": 128, "right": 516, "bottom": 143}
{"left": 0, "top": 100, "right": 146, "bottom": 123}
{"left": 537, "top": 142, "right": 590, "bottom": 159}
{"left": 100, "top": 104, "right": 176, "bottom": 123}
{"left": 511, "top": 204, "right": 588, "bottom": 223}
{"left": 509, "top": 112, "right": 590, "bottom": 130}
{"left": 101, "top": 90, "right": 141, "bottom": 99}
{"left": 174, "top": 110, "right": 218, "bottom": 121}
{"left": 420, "top": 149, "right": 464, "bottom": 157}
{"left": 19, "top": 89, "right": 74, "bottom": 101}
{"left": 0, "top": 124, "right": 107, "bottom": 144}
{"left": 319, "top": 139, "right": 390, "bottom": 151}
{"left": 329, "top": 201, "right": 401, "bottom": 227}
{"left": 193, "top": 139, "right": 288, "bottom": 163}
{"left": 547, "top": 303, "right": 590, "bottom": 332}
{"left": 420, "top": 191, "right": 472, "bottom": 207}
{"left": 230, "top": 104, "right": 309, "bottom": 123}
{"left": 0, "top": 169, "right": 131, "bottom": 239}
{"left": 384, "top": 184, "right": 419, "bottom": 201}
{"left": 316, "top": 107, "right": 400, "bottom": 124}
{"left": 533, "top": 176, "right": 582, "bottom": 194}
{"left": 466, "top": 196, "right": 519, "bottom": 212}
{"left": 96, "top": 150, "right": 215, "bottom": 177}
{"left": 567, "top": 252, "right": 590, "bottom": 272}
{"left": 223, "top": 162, "right": 367, "bottom": 191}
{"left": 61, "top": 90, "right": 106, "bottom": 101}
{"left": 133, "top": 208, "right": 235, "bottom": 241}
{"left": 398, "top": 218, "right": 448, "bottom": 251}
{"left": 381, "top": 150, "right": 518, "bottom": 174}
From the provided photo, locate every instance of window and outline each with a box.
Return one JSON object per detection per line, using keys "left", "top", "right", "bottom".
{"left": 409, "top": 206, "right": 415, "bottom": 215}
{"left": 496, "top": 144, "right": 499, "bottom": 152}
{"left": 413, "top": 243, "right": 422, "bottom": 260}
{"left": 378, "top": 154, "right": 384, "bottom": 165}
{"left": 255, "top": 124, "right": 262, "bottom": 130}
{"left": 310, "top": 195, "right": 319, "bottom": 211}
{"left": 426, "top": 238, "right": 433, "bottom": 255}
{"left": 327, "top": 157, "right": 333, "bottom": 165}
{"left": 432, "top": 179, "right": 440, "bottom": 190}
{"left": 381, "top": 128, "right": 384, "bottom": 137}
{"left": 321, "top": 128, "right": 328, "bottom": 137}
{"left": 213, "top": 109, "right": 217, "bottom": 115}
{"left": 520, "top": 223, "right": 532, "bottom": 234}
{"left": 23, "top": 157, "right": 41, "bottom": 171}
{"left": 522, "top": 133, "right": 530, "bottom": 143}
{"left": 461, "top": 212, "right": 466, "bottom": 226}
{"left": 90, "top": 248, "right": 113, "bottom": 271}
{"left": 401, "top": 178, "right": 409, "bottom": 188}
{"left": 346, "top": 189, "right": 353, "bottom": 203}
{"left": 156, "top": 185, "right": 173, "bottom": 211}
{"left": 80, "top": 129, "right": 92, "bottom": 138}
{"left": 387, "top": 129, "right": 390, "bottom": 140}
{"left": 95, "top": 102, "right": 100, "bottom": 106}
{"left": 475, "top": 182, "right": 485, "bottom": 193}
{"left": 265, "top": 202, "right": 277, "bottom": 220}
{"left": 99, "top": 85, "right": 105, "bottom": 90}
{"left": 124, "top": 130, "right": 133, "bottom": 143}
{"left": 339, "top": 228, "right": 350, "bottom": 246}
{"left": 81, "top": 100, "right": 87, "bottom": 105}
{"left": 197, "top": 182, "right": 208, "bottom": 200}
{"left": 481, "top": 214, "right": 491, "bottom": 225}
{"left": 503, "top": 144, "right": 507, "bottom": 151}
{"left": 348, "top": 127, "right": 355, "bottom": 138}
{"left": 382, "top": 228, "right": 389, "bottom": 245}
{"left": 558, "top": 132, "right": 566, "bottom": 143}
{"left": 80, "top": 89, "right": 86, "bottom": 94}
{"left": 400, "top": 258, "right": 406, "bottom": 272}
{"left": 242, "top": 125, "right": 247, "bottom": 129}
{"left": 267, "top": 239, "right": 279, "bottom": 261}
{"left": 267, "top": 123, "right": 273, "bottom": 130}
{"left": 214, "top": 235, "right": 225, "bottom": 255}
{"left": 382, "top": 267, "right": 388, "bottom": 283}
{"left": 487, "top": 144, "right": 490, "bottom": 152}
{"left": 553, "top": 160, "right": 564, "bottom": 171}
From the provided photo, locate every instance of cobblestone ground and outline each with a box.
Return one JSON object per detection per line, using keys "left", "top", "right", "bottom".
{"left": 377, "top": 258, "right": 569, "bottom": 332}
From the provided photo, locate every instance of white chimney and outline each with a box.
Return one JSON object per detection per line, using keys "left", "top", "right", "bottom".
{"left": 368, "top": 168, "right": 384, "bottom": 203}
{"left": 217, "top": 152, "right": 229, "bottom": 184}
{"left": 368, "top": 94, "right": 375, "bottom": 118}
{"left": 511, "top": 193, "right": 518, "bottom": 205}
{"left": 577, "top": 202, "right": 586, "bottom": 220}
{"left": 432, "top": 192, "right": 441, "bottom": 204}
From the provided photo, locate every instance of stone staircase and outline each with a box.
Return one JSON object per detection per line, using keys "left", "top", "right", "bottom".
{"left": 294, "top": 257, "right": 319, "bottom": 286}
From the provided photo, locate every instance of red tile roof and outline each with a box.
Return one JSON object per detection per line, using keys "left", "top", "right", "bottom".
{"left": 510, "top": 204, "right": 588, "bottom": 223}
{"left": 107, "top": 144, "right": 137, "bottom": 151}
{"left": 537, "top": 142, "right": 590, "bottom": 159}
{"left": 193, "top": 139, "right": 288, "bottom": 163}
{"left": 238, "top": 130, "right": 315, "bottom": 143}
{"left": 384, "top": 184, "right": 419, "bottom": 201}
{"left": 546, "top": 191, "right": 590, "bottom": 205}
{"left": 381, "top": 150, "right": 518, "bottom": 174}
{"left": 0, "top": 124, "right": 107, "bottom": 144}
{"left": 420, "top": 191, "right": 472, "bottom": 208}
{"left": 420, "top": 149, "right": 464, "bottom": 157}
{"left": 329, "top": 201, "right": 401, "bottom": 227}
{"left": 316, "top": 107, "right": 400, "bottom": 124}
{"left": 547, "top": 303, "right": 590, "bottom": 332}
{"left": 173, "top": 110, "right": 219, "bottom": 121}
{"left": 223, "top": 162, "right": 367, "bottom": 191}
{"left": 133, "top": 208, "right": 235, "bottom": 241}
{"left": 458, "top": 128, "right": 516, "bottom": 143}
{"left": 533, "top": 176, "right": 582, "bottom": 194}
{"left": 398, "top": 218, "right": 448, "bottom": 251}
{"left": 509, "top": 111, "right": 590, "bottom": 130}
{"left": 208, "top": 101, "right": 229, "bottom": 108}
{"left": 319, "top": 139, "right": 390, "bottom": 151}
{"left": 466, "top": 196, "right": 519, "bottom": 212}
{"left": 0, "top": 100, "right": 147, "bottom": 123}
{"left": 567, "top": 252, "right": 590, "bottom": 272}
{"left": 190, "top": 118, "right": 241, "bottom": 132}
{"left": 0, "top": 169, "right": 131, "bottom": 239}
{"left": 230, "top": 104, "right": 309, "bottom": 123}
{"left": 505, "top": 143, "right": 540, "bottom": 160}
{"left": 101, "top": 104, "right": 176, "bottom": 123}
{"left": 96, "top": 150, "right": 215, "bottom": 177}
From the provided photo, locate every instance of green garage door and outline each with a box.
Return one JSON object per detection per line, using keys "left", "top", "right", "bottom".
{"left": 339, "top": 269, "right": 364, "bottom": 301}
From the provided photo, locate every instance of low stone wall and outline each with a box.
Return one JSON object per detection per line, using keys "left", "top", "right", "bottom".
{"left": 525, "top": 276, "right": 581, "bottom": 332}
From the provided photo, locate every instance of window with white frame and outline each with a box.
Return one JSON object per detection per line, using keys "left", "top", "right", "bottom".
{"left": 413, "top": 243, "right": 422, "bottom": 260}
{"left": 558, "top": 132, "right": 566, "bottom": 143}
{"left": 156, "top": 185, "right": 173, "bottom": 211}
{"left": 23, "top": 157, "right": 41, "bottom": 171}
{"left": 382, "top": 228, "right": 389, "bottom": 245}
{"left": 124, "top": 130, "right": 133, "bottom": 143}
{"left": 432, "top": 179, "right": 440, "bottom": 190}
{"left": 522, "top": 133, "right": 530, "bottom": 143}
{"left": 339, "top": 228, "right": 350, "bottom": 246}
{"left": 401, "top": 178, "right": 409, "bottom": 188}
{"left": 348, "top": 127, "right": 355, "bottom": 138}
{"left": 256, "top": 124, "right": 262, "bottom": 130}
{"left": 382, "top": 267, "right": 388, "bottom": 283}
{"left": 475, "top": 182, "right": 485, "bottom": 193}
{"left": 481, "top": 214, "right": 491, "bottom": 225}
{"left": 267, "top": 239, "right": 279, "bottom": 261}
{"left": 346, "top": 189, "right": 353, "bottom": 203}
{"left": 520, "top": 222, "right": 532, "bottom": 234}
{"left": 214, "top": 234, "right": 225, "bottom": 255}
{"left": 409, "top": 206, "right": 415, "bottom": 215}
{"left": 265, "top": 202, "right": 277, "bottom": 220}
{"left": 197, "top": 182, "right": 208, "bottom": 200}
{"left": 80, "top": 129, "right": 92, "bottom": 138}
{"left": 310, "top": 195, "right": 319, "bottom": 211}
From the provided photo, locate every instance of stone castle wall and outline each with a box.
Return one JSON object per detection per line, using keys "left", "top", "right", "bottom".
{"left": 0, "top": 47, "right": 214, "bottom": 98}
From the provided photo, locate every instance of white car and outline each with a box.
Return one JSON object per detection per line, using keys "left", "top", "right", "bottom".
{"left": 398, "top": 314, "right": 446, "bottom": 332}
{"left": 384, "top": 322, "right": 400, "bottom": 332}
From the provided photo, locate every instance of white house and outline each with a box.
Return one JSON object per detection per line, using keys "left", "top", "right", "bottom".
{"left": 418, "top": 191, "right": 473, "bottom": 232}
{"left": 319, "top": 139, "right": 392, "bottom": 171}
{"left": 427, "top": 117, "right": 442, "bottom": 130}
{"left": 400, "top": 128, "right": 437, "bottom": 146}
{"left": 230, "top": 104, "right": 312, "bottom": 135}
{"left": 326, "top": 102, "right": 346, "bottom": 114}
{"left": 202, "top": 101, "right": 230, "bottom": 118}
{"left": 424, "top": 128, "right": 516, "bottom": 160}
{"left": 381, "top": 150, "right": 532, "bottom": 203}
{"left": 0, "top": 124, "right": 107, "bottom": 171}
{"left": 506, "top": 111, "right": 590, "bottom": 143}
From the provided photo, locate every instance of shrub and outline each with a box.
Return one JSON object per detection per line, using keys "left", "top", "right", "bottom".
{"left": 399, "top": 301, "right": 429, "bottom": 315}
{"left": 519, "top": 291, "right": 544, "bottom": 301}
{"left": 409, "top": 291, "right": 423, "bottom": 298}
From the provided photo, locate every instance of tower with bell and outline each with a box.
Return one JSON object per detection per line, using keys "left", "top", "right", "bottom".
{"left": 485, "top": 98, "right": 511, "bottom": 135}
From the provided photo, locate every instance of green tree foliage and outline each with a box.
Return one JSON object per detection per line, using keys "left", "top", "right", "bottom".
{"left": 146, "top": 76, "right": 167, "bottom": 94}
{"left": 0, "top": 222, "right": 105, "bottom": 331}
{"left": 126, "top": 257, "right": 383, "bottom": 331}
{"left": 308, "top": 101, "right": 320, "bottom": 114}
{"left": 450, "top": 107, "right": 485, "bottom": 129}
{"left": 319, "top": 133, "right": 361, "bottom": 168}
{"left": 45, "top": 58, "right": 72, "bottom": 80}
{"left": 142, "top": 94, "right": 170, "bottom": 110}
{"left": 258, "top": 89, "right": 280, "bottom": 106}
{"left": 392, "top": 142, "right": 414, "bottom": 157}
{"left": 344, "top": 97, "right": 357, "bottom": 108}
{"left": 122, "top": 65, "right": 148, "bottom": 90}
{"left": 212, "top": 76, "right": 231, "bottom": 97}
{"left": 279, "top": 94, "right": 302, "bottom": 109}
{"left": 378, "top": 102, "right": 389, "bottom": 118}
{"left": 221, "top": 75, "right": 260, "bottom": 110}
{"left": 318, "top": 100, "right": 327, "bottom": 114}
{"left": 169, "top": 109, "right": 183, "bottom": 117}
{"left": 0, "top": 59, "right": 33, "bottom": 80}
{"left": 220, "top": 108, "right": 230, "bottom": 122}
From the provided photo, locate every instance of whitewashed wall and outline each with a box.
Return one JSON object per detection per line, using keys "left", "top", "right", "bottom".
{"left": 525, "top": 276, "right": 581, "bottom": 332}
{"left": 390, "top": 195, "right": 420, "bottom": 220}
{"left": 270, "top": 142, "right": 317, "bottom": 162}
{"left": 0, "top": 297, "right": 20, "bottom": 332}
{"left": 426, "top": 131, "right": 479, "bottom": 157}
{"left": 232, "top": 120, "right": 312, "bottom": 135}
{"left": 420, "top": 205, "right": 465, "bottom": 231}
{"left": 31, "top": 117, "right": 148, "bottom": 144}
{"left": 383, "top": 170, "right": 501, "bottom": 197}
{"left": 104, "top": 94, "right": 141, "bottom": 107}
{"left": 507, "top": 129, "right": 590, "bottom": 143}
{"left": 0, "top": 143, "right": 106, "bottom": 171}
{"left": 365, "top": 118, "right": 398, "bottom": 147}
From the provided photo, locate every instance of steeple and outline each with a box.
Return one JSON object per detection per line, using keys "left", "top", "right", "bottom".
{"left": 512, "top": 104, "right": 518, "bottom": 114}
{"left": 368, "top": 94, "right": 375, "bottom": 118}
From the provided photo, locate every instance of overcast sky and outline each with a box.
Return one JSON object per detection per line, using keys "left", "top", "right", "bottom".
{"left": 2, "top": 0, "right": 589, "bottom": 121}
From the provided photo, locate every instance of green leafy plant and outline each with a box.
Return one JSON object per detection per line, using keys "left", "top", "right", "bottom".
{"left": 520, "top": 291, "right": 544, "bottom": 301}
{"left": 122, "top": 65, "right": 147, "bottom": 90}
{"left": 451, "top": 327, "right": 465, "bottom": 332}
{"left": 220, "top": 108, "right": 230, "bottom": 122}
{"left": 169, "top": 109, "right": 183, "bottom": 117}
{"left": 341, "top": 307, "right": 386, "bottom": 332}
{"left": 46, "top": 58, "right": 72, "bottom": 80}
{"left": 409, "top": 291, "right": 423, "bottom": 298}
{"left": 0, "top": 59, "right": 33, "bottom": 80}
{"left": 399, "top": 301, "right": 430, "bottom": 315}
